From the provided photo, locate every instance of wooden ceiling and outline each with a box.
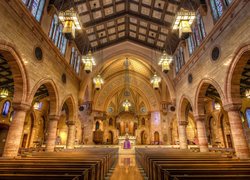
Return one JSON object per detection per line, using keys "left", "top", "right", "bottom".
{"left": 51, "top": 0, "right": 200, "bottom": 54}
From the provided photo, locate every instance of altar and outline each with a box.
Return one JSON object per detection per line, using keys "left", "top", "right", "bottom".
{"left": 118, "top": 134, "right": 136, "bottom": 154}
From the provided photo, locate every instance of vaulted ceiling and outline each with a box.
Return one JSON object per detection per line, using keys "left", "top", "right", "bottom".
{"left": 50, "top": 0, "right": 200, "bottom": 54}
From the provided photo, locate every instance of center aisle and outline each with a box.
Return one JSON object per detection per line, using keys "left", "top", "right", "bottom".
{"left": 110, "top": 154, "right": 144, "bottom": 180}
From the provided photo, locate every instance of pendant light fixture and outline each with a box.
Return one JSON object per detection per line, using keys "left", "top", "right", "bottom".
{"left": 82, "top": 50, "right": 96, "bottom": 73}
{"left": 173, "top": 8, "right": 195, "bottom": 39}
{"left": 245, "top": 89, "right": 250, "bottom": 98}
{"left": 158, "top": 50, "right": 173, "bottom": 73}
{"left": 93, "top": 74, "right": 104, "bottom": 90}
{"left": 0, "top": 88, "right": 8, "bottom": 98}
{"left": 150, "top": 49, "right": 161, "bottom": 90}
{"left": 58, "top": 0, "right": 81, "bottom": 40}
{"left": 59, "top": 4, "right": 81, "bottom": 40}
{"left": 150, "top": 72, "right": 161, "bottom": 90}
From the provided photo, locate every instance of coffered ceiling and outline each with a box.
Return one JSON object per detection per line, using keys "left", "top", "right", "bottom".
{"left": 51, "top": 0, "right": 199, "bottom": 54}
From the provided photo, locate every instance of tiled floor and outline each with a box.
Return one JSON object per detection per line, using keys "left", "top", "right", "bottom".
{"left": 110, "top": 154, "right": 144, "bottom": 180}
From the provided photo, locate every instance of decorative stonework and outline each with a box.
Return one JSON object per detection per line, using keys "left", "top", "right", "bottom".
{"left": 94, "top": 75, "right": 160, "bottom": 111}
{"left": 178, "top": 121, "right": 188, "bottom": 126}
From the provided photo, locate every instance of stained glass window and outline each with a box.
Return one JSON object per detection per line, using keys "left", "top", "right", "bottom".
{"left": 49, "top": 15, "right": 58, "bottom": 41}
{"left": 245, "top": 109, "right": 250, "bottom": 128}
{"left": 210, "top": 0, "right": 219, "bottom": 20}
{"left": 21, "top": 0, "right": 45, "bottom": 22}
{"left": 210, "top": 0, "right": 233, "bottom": 21}
{"left": 96, "top": 121, "right": 100, "bottom": 130}
{"left": 49, "top": 15, "right": 67, "bottom": 55}
{"left": 175, "top": 47, "right": 185, "bottom": 74}
{"left": 2, "top": 101, "right": 11, "bottom": 117}
{"left": 215, "top": 0, "right": 224, "bottom": 17}
{"left": 186, "top": 13, "right": 206, "bottom": 56}
{"left": 76, "top": 56, "right": 81, "bottom": 74}
{"left": 70, "top": 47, "right": 75, "bottom": 66}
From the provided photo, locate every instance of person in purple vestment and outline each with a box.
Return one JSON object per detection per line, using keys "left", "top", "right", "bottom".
{"left": 123, "top": 138, "right": 131, "bottom": 149}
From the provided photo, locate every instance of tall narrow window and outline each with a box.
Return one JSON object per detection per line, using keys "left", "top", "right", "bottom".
{"left": 22, "top": 0, "right": 45, "bottom": 22}
{"left": 245, "top": 109, "right": 250, "bottom": 128}
{"left": 210, "top": 0, "right": 232, "bottom": 21}
{"left": 2, "top": 101, "right": 11, "bottom": 117}
{"left": 186, "top": 13, "right": 206, "bottom": 56}
{"left": 70, "top": 47, "right": 75, "bottom": 66}
{"left": 49, "top": 15, "right": 67, "bottom": 55}
{"left": 76, "top": 56, "right": 81, "bottom": 74}
{"left": 49, "top": 15, "right": 58, "bottom": 41}
{"left": 197, "top": 14, "right": 206, "bottom": 39}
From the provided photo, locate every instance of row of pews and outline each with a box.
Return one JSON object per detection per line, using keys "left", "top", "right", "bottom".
{"left": 0, "top": 147, "right": 118, "bottom": 180}
{"left": 135, "top": 148, "right": 250, "bottom": 180}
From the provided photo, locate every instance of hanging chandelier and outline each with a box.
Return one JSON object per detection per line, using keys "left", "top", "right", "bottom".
{"left": 122, "top": 99, "right": 131, "bottom": 112}
{"left": 93, "top": 74, "right": 104, "bottom": 90}
{"left": 82, "top": 50, "right": 96, "bottom": 73}
{"left": 158, "top": 50, "right": 173, "bottom": 73}
{"left": 173, "top": 8, "right": 195, "bottom": 39}
{"left": 245, "top": 89, "right": 250, "bottom": 98}
{"left": 150, "top": 72, "right": 161, "bottom": 90}
{"left": 0, "top": 88, "right": 8, "bottom": 98}
{"left": 59, "top": 8, "right": 81, "bottom": 39}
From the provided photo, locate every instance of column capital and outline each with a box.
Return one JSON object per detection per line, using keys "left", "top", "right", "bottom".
{"left": 193, "top": 114, "right": 206, "bottom": 121}
{"left": 12, "top": 102, "right": 30, "bottom": 111}
{"left": 178, "top": 121, "right": 188, "bottom": 126}
{"left": 49, "top": 115, "right": 60, "bottom": 121}
{"left": 67, "top": 121, "right": 76, "bottom": 126}
{"left": 223, "top": 103, "right": 241, "bottom": 112}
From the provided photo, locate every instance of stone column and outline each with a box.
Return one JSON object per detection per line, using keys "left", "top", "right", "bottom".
{"left": 45, "top": 115, "right": 60, "bottom": 152}
{"left": 178, "top": 121, "right": 188, "bottom": 149}
{"left": 224, "top": 104, "right": 250, "bottom": 159}
{"left": 66, "top": 121, "right": 76, "bottom": 149}
{"left": 194, "top": 115, "right": 209, "bottom": 152}
{"left": 2, "top": 103, "right": 30, "bottom": 157}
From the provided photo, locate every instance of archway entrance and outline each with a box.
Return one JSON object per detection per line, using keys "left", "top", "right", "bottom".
{"left": 141, "top": 131, "right": 147, "bottom": 145}
{"left": 108, "top": 131, "right": 113, "bottom": 144}
{"left": 154, "top": 131, "right": 160, "bottom": 144}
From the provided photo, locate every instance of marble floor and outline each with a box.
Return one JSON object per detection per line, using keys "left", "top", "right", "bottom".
{"left": 110, "top": 154, "right": 144, "bottom": 180}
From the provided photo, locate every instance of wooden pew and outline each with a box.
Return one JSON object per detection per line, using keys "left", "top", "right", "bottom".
{"left": 0, "top": 147, "right": 118, "bottom": 180}
{"left": 135, "top": 148, "right": 250, "bottom": 180}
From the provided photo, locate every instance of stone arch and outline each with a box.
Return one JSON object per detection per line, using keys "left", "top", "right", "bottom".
{"left": 194, "top": 78, "right": 225, "bottom": 115}
{"left": 0, "top": 41, "right": 28, "bottom": 104}
{"left": 226, "top": 44, "right": 250, "bottom": 104}
{"left": 79, "top": 43, "right": 176, "bottom": 104}
{"left": 178, "top": 94, "right": 193, "bottom": 122}
{"left": 59, "top": 94, "right": 76, "bottom": 122}
{"left": 93, "top": 73, "right": 160, "bottom": 111}
{"left": 28, "top": 78, "right": 59, "bottom": 115}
